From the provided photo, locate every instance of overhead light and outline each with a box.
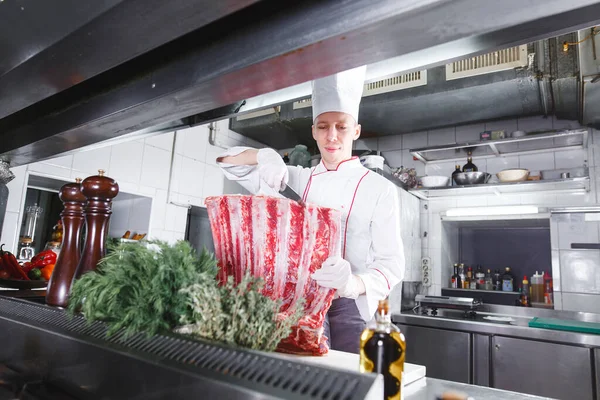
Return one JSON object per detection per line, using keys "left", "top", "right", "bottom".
{"left": 446, "top": 205, "right": 539, "bottom": 217}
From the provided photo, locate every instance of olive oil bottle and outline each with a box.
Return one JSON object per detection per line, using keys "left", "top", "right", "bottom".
{"left": 359, "top": 299, "right": 406, "bottom": 400}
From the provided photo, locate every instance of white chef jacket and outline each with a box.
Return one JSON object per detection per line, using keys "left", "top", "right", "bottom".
{"left": 217, "top": 147, "right": 405, "bottom": 322}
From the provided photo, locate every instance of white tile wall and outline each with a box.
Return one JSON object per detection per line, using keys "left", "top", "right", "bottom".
{"left": 402, "top": 132, "right": 428, "bottom": 150}
{"left": 108, "top": 141, "right": 145, "bottom": 184}
{"left": 427, "top": 128, "right": 455, "bottom": 146}
{"left": 517, "top": 115, "right": 553, "bottom": 132}
{"left": 382, "top": 150, "right": 403, "bottom": 169}
{"left": 455, "top": 123, "right": 484, "bottom": 143}
{"left": 486, "top": 156, "right": 519, "bottom": 174}
{"left": 518, "top": 152, "right": 555, "bottom": 171}
{"left": 140, "top": 146, "right": 172, "bottom": 190}
{"left": 203, "top": 165, "right": 226, "bottom": 199}
{"left": 42, "top": 155, "right": 73, "bottom": 169}
{"left": 179, "top": 157, "right": 205, "bottom": 197}
{"left": 72, "top": 147, "right": 112, "bottom": 175}
{"left": 554, "top": 148, "right": 587, "bottom": 169}
{"left": 378, "top": 135, "right": 403, "bottom": 151}
{"left": 145, "top": 132, "right": 174, "bottom": 151}
{"left": 401, "top": 150, "right": 425, "bottom": 176}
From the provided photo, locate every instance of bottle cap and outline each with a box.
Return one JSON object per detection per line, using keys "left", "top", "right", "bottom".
{"left": 377, "top": 299, "right": 389, "bottom": 315}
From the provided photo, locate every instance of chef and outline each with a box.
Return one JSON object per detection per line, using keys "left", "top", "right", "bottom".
{"left": 216, "top": 66, "right": 405, "bottom": 354}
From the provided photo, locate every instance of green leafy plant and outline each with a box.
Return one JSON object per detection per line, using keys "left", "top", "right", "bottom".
{"left": 176, "top": 273, "right": 304, "bottom": 352}
{"left": 68, "top": 240, "right": 217, "bottom": 336}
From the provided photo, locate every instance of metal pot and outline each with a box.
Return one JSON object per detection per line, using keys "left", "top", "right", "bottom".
{"left": 454, "top": 171, "right": 491, "bottom": 185}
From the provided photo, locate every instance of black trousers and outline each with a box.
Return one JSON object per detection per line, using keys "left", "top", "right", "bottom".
{"left": 323, "top": 298, "right": 366, "bottom": 354}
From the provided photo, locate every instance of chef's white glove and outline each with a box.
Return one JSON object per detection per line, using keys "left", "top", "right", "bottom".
{"left": 257, "top": 148, "right": 289, "bottom": 192}
{"left": 311, "top": 257, "right": 365, "bottom": 299}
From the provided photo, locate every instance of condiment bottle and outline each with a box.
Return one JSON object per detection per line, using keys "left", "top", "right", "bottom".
{"left": 520, "top": 275, "right": 530, "bottom": 307}
{"left": 452, "top": 165, "right": 462, "bottom": 186}
{"left": 462, "top": 151, "right": 478, "bottom": 172}
{"left": 502, "top": 267, "right": 514, "bottom": 292}
{"left": 531, "top": 271, "right": 544, "bottom": 304}
{"left": 360, "top": 299, "right": 406, "bottom": 400}
{"left": 74, "top": 170, "right": 119, "bottom": 278}
{"left": 543, "top": 272, "right": 554, "bottom": 305}
{"left": 46, "top": 178, "right": 87, "bottom": 307}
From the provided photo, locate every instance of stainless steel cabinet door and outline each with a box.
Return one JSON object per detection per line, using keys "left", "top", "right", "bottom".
{"left": 395, "top": 324, "right": 471, "bottom": 383}
{"left": 492, "top": 336, "right": 593, "bottom": 400}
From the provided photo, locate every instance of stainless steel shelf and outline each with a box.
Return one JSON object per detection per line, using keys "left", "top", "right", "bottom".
{"left": 409, "top": 176, "right": 590, "bottom": 199}
{"left": 409, "top": 129, "right": 588, "bottom": 164}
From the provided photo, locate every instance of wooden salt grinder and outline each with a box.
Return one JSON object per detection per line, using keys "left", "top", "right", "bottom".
{"left": 74, "top": 170, "right": 119, "bottom": 279}
{"left": 46, "top": 178, "right": 87, "bottom": 307}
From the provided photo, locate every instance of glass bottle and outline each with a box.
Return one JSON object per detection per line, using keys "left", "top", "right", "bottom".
{"left": 452, "top": 165, "right": 462, "bottom": 186}
{"left": 464, "top": 267, "right": 472, "bottom": 289}
{"left": 484, "top": 269, "right": 493, "bottom": 291}
{"left": 502, "top": 267, "right": 514, "bottom": 292}
{"left": 360, "top": 299, "right": 406, "bottom": 400}
{"left": 475, "top": 265, "right": 485, "bottom": 289}
{"left": 493, "top": 269, "right": 502, "bottom": 291}
{"left": 469, "top": 267, "right": 477, "bottom": 289}
{"left": 451, "top": 264, "right": 459, "bottom": 288}
{"left": 462, "top": 151, "right": 478, "bottom": 172}
{"left": 458, "top": 263, "right": 465, "bottom": 288}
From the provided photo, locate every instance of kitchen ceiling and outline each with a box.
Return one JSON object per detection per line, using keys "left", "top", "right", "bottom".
{"left": 1, "top": 0, "right": 600, "bottom": 166}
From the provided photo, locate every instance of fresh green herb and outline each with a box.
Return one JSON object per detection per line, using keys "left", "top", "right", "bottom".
{"left": 68, "top": 240, "right": 217, "bottom": 336}
{"left": 176, "top": 273, "right": 304, "bottom": 352}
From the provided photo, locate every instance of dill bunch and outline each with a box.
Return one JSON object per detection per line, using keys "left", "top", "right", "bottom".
{"left": 68, "top": 240, "right": 217, "bottom": 336}
{"left": 176, "top": 273, "right": 304, "bottom": 352}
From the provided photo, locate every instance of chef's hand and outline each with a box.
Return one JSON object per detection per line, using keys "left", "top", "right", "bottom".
{"left": 257, "top": 148, "right": 289, "bottom": 192}
{"left": 311, "top": 257, "right": 365, "bottom": 299}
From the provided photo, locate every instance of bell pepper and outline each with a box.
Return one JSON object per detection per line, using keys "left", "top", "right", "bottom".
{"left": 0, "top": 244, "right": 29, "bottom": 280}
{"left": 41, "top": 264, "right": 55, "bottom": 281}
{"left": 30, "top": 250, "right": 57, "bottom": 269}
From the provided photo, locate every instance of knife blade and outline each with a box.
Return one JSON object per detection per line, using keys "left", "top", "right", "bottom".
{"left": 280, "top": 184, "right": 303, "bottom": 203}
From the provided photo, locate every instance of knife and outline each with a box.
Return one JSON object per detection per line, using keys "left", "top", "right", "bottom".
{"left": 280, "top": 184, "right": 303, "bottom": 203}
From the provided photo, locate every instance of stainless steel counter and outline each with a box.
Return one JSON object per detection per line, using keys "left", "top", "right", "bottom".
{"left": 393, "top": 305, "right": 600, "bottom": 348}
{"left": 405, "top": 378, "right": 553, "bottom": 400}
{"left": 393, "top": 305, "right": 599, "bottom": 399}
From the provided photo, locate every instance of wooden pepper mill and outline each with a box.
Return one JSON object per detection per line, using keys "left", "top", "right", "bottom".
{"left": 74, "top": 170, "right": 119, "bottom": 279}
{"left": 46, "top": 178, "right": 87, "bottom": 307}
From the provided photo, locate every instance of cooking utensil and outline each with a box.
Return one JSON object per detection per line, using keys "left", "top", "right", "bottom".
{"left": 280, "top": 184, "right": 303, "bottom": 203}
{"left": 420, "top": 175, "right": 450, "bottom": 188}
{"left": 497, "top": 168, "right": 529, "bottom": 182}
{"left": 453, "top": 171, "right": 491, "bottom": 185}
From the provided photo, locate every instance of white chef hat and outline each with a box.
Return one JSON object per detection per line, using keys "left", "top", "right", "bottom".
{"left": 311, "top": 65, "right": 366, "bottom": 123}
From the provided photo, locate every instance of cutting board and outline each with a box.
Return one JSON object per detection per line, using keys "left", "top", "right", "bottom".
{"left": 274, "top": 350, "right": 426, "bottom": 386}
{"left": 529, "top": 317, "right": 600, "bottom": 335}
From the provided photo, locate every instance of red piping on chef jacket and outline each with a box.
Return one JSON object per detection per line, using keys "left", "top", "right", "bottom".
{"left": 302, "top": 157, "right": 360, "bottom": 201}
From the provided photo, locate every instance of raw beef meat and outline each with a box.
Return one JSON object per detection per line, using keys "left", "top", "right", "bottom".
{"left": 205, "top": 195, "right": 341, "bottom": 355}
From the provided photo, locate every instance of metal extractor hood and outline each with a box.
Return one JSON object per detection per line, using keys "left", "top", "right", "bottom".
{"left": 1, "top": 0, "right": 600, "bottom": 165}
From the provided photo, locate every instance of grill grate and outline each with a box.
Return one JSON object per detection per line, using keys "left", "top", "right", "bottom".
{"left": 0, "top": 297, "right": 374, "bottom": 400}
